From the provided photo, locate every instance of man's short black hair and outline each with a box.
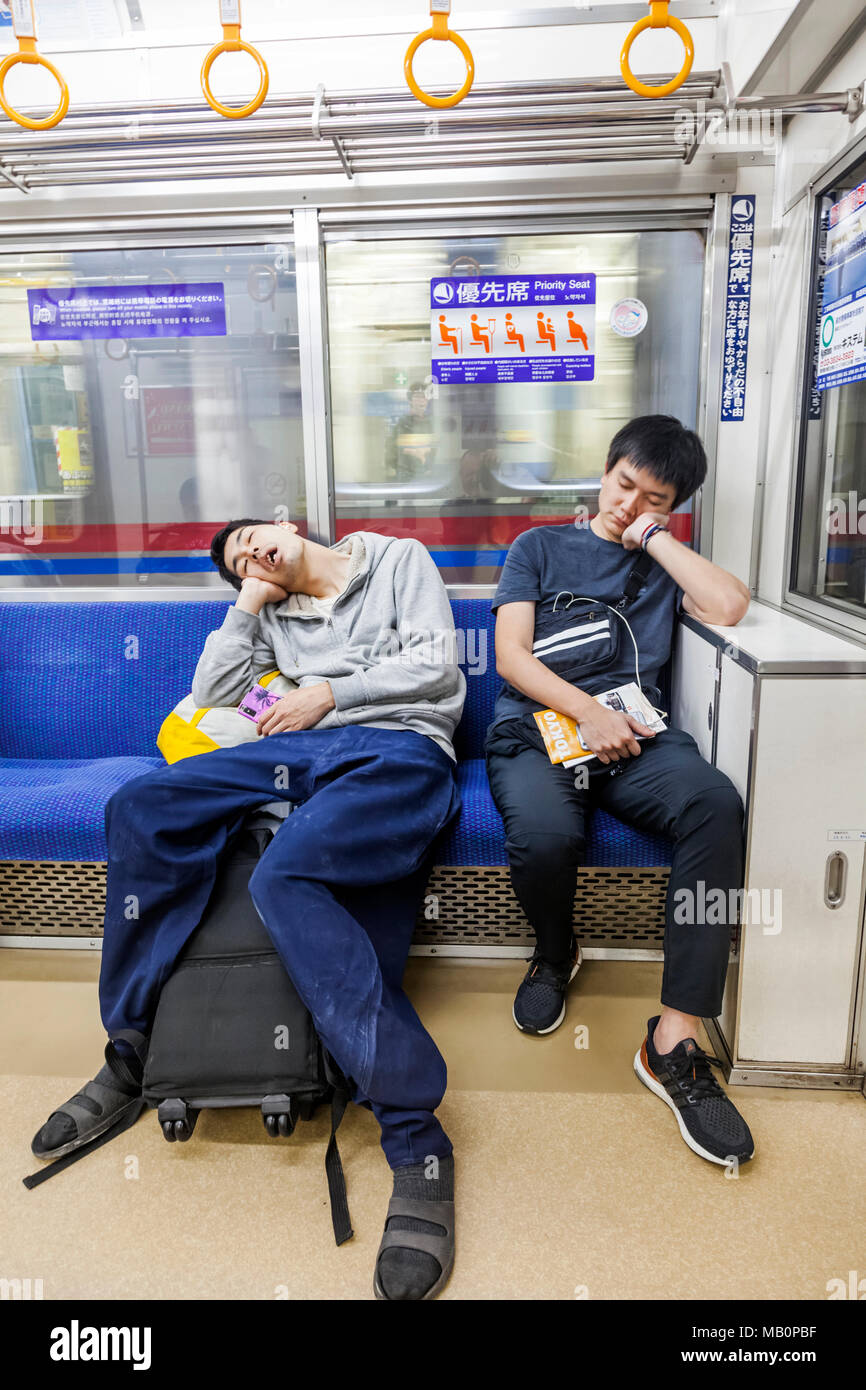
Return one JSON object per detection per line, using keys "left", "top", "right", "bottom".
{"left": 605, "top": 415, "right": 707, "bottom": 509}
{"left": 209, "top": 517, "right": 267, "bottom": 592}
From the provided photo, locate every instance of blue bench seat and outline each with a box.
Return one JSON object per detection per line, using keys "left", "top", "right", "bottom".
{"left": 0, "top": 756, "right": 162, "bottom": 861}
{"left": 0, "top": 598, "right": 674, "bottom": 868}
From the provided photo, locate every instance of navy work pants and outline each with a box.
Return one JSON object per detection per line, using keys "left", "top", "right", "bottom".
{"left": 485, "top": 718, "right": 745, "bottom": 1018}
{"left": 99, "top": 727, "right": 461, "bottom": 1169}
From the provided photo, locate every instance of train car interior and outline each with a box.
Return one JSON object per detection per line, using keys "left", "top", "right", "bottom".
{"left": 0, "top": 0, "right": 865, "bottom": 1329}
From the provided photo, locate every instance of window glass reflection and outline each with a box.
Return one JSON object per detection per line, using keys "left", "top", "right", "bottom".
{"left": 327, "top": 230, "right": 706, "bottom": 583}
{"left": 0, "top": 244, "right": 304, "bottom": 587}
{"left": 794, "top": 163, "right": 866, "bottom": 620}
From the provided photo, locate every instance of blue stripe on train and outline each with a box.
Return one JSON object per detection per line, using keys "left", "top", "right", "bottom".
{"left": 0, "top": 550, "right": 510, "bottom": 575}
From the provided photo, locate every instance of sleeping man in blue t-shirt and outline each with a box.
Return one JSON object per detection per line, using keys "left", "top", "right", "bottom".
{"left": 486, "top": 414, "right": 755, "bottom": 1168}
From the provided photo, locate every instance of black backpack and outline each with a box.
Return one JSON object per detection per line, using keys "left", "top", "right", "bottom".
{"left": 26, "top": 822, "right": 353, "bottom": 1246}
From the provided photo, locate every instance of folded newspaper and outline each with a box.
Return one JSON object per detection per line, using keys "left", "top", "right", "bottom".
{"left": 533, "top": 682, "right": 667, "bottom": 768}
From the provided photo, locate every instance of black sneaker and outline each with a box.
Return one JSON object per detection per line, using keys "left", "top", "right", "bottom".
{"left": 513, "top": 936, "right": 582, "bottom": 1035}
{"left": 633, "top": 1016, "right": 755, "bottom": 1166}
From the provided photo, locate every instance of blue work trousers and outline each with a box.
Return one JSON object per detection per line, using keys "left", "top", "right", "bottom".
{"left": 99, "top": 726, "right": 461, "bottom": 1169}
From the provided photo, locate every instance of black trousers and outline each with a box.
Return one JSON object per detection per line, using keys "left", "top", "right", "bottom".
{"left": 485, "top": 716, "right": 745, "bottom": 1018}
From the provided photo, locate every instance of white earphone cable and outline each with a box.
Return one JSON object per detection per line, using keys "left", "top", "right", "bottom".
{"left": 551, "top": 591, "right": 668, "bottom": 722}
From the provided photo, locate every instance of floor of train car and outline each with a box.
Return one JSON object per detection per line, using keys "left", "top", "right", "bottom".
{"left": 2, "top": 950, "right": 865, "bottom": 1302}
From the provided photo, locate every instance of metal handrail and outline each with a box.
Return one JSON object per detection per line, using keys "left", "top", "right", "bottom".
{"left": 0, "top": 74, "right": 720, "bottom": 140}
{"left": 0, "top": 71, "right": 724, "bottom": 189}
{"left": 0, "top": 102, "right": 713, "bottom": 149}
{"left": 12, "top": 131, "right": 691, "bottom": 167}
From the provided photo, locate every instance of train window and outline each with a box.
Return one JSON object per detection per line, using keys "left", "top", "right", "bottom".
{"left": 0, "top": 243, "right": 304, "bottom": 588}
{"left": 325, "top": 229, "right": 706, "bottom": 583}
{"left": 791, "top": 150, "right": 866, "bottom": 628}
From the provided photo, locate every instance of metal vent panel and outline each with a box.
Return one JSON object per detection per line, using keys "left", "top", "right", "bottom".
{"left": 0, "top": 860, "right": 696, "bottom": 951}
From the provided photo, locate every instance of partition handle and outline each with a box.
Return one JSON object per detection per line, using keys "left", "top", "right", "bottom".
{"left": 824, "top": 851, "right": 848, "bottom": 910}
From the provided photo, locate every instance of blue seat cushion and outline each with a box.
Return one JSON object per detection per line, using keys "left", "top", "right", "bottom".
{"left": 439, "top": 759, "right": 674, "bottom": 868}
{"left": 0, "top": 602, "right": 231, "bottom": 761}
{"left": 0, "top": 756, "right": 162, "bottom": 861}
{"left": 0, "top": 597, "right": 673, "bottom": 868}
{"left": 0, "top": 753, "right": 673, "bottom": 868}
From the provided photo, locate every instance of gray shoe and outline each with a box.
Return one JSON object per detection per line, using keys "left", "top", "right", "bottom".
{"left": 31, "top": 1040, "right": 144, "bottom": 1161}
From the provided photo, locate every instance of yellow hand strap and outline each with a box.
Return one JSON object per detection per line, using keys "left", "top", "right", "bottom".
{"left": 405, "top": 1, "right": 475, "bottom": 110}
{"left": 620, "top": 1, "right": 694, "bottom": 100}
{"left": 0, "top": 1, "right": 70, "bottom": 131}
{"left": 201, "top": 0, "right": 270, "bottom": 120}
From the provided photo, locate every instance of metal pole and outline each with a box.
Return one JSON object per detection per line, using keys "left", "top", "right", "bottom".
{"left": 293, "top": 207, "right": 334, "bottom": 547}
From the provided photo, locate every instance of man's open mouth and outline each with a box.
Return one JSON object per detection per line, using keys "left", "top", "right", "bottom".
{"left": 264, "top": 546, "right": 279, "bottom": 568}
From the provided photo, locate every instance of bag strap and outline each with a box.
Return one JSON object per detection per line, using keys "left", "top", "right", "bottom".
{"left": 615, "top": 547, "right": 655, "bottom": 612}
{"left": 324, "top": 1087, "right": 353, "bottom": 1246}
{"left": 321, "top": 1049, "right": 353, "bottom": 1245}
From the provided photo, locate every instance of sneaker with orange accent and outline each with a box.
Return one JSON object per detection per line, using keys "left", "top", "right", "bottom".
{"left": 633, "top": 1016, "right": 755, "bottom": 1166}
{"left": 512, "top": 935, "right": 582, "bottom": 1035}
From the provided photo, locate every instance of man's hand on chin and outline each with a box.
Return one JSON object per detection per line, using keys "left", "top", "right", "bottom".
{"left": 236, "top": 577, "right": 290, "bottom": 615}
{"left": 256, "top": 683, "right": 336, "bottom": 736}
{"left": 621, "top": 512, "right": 671, "bottom": 551}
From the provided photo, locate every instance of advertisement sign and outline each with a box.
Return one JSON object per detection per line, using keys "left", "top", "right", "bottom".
{"left": 816, "top": 182, "right": 866, "bottom": 391}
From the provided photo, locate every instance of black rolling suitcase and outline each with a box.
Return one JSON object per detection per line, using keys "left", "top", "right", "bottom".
{"left": 142, "top": 822, "right": 354, "bottom": 1245}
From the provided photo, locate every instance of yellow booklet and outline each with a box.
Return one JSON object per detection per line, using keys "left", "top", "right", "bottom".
{"left": 533, "top": 709, "right": 594, "bottom": 766}
{"left": 533, "top": 682, "right": 666, "bottom": 768}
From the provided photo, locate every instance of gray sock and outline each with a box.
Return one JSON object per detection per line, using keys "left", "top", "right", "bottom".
{"left": 377, "top": 1154, "right": 454, "bottom": 1301}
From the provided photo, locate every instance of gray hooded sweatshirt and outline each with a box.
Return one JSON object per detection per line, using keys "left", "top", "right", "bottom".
{"left": 191, "top": 531, "right": 466, "bottom": 762}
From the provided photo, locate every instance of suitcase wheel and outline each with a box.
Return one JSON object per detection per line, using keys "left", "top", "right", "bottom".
{"left": 157, "top": 1099, "right": 198, "bottom": 1143}
{"left": 261, "top": 1094, "right": 296, "bottom": 1138}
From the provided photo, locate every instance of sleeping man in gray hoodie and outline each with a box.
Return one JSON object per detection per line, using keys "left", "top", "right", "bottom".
{"left": 31, "top": 518, "right": 466, "bottom": 1303}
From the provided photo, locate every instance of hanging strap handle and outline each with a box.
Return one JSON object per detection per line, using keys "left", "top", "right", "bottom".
{"left": 0, "top": 0, "right": 70, "bottom": 131}
{"left": 201, "top": 0, "right": 270, "bottom": 120}
{"left": 620, "top": 1, "right": 694, "bottom": 100}
{"left": 405, "top": 1, "right": 475, "bottom": 110}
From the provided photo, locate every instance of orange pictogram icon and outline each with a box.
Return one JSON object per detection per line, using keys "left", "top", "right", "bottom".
{"left": 438, "top": 314, "right": 462, "bottom": 355}
{"left": 536, "top": 312, "right": 556, "bottom": 351}
{"left": 469, "top": 313, "right": 495, "bottom": 353}
{"left": 566, "top": 312, "right": 588, "bottom": 350}
{"left": 504, "top": 313, "right": 525, "bottom": 352}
